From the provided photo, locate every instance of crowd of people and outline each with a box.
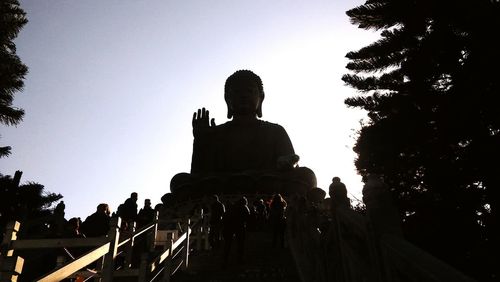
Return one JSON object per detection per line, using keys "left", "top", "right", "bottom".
{"left": 50, "top": 192, "right": 159, "bottom": 245}
{"left": 46, "top": 177, "right": 349, "bottom": 269}
{"left": 206, "top": 192, "right": 290, "bottom": 266}
{"left": 205, "top": 182, "right": 351, "bottom": 268}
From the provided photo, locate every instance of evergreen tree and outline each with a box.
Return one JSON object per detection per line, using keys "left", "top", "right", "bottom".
{"left": 0, "top": 172, "right": 63, "bottom": 238}
{"left": 0, "top": 0, "right": 28, "bottom": 157}
{"left": 343, "top": 0, "right": 499, "bottom": 280}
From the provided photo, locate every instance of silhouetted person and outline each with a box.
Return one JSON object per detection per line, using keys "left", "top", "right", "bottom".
{"left": 329, "top": 177, "right": 350, "bottom": 209}
{"left": 190, "top": 202, "right": 207, "bottom": 218}
{"left": 63, "top": 217, "right": 87, "bottom": 260}
{"left": 137, "top": 199, "right": 155, "bottom": 228}
{"left": 55, "top": 200, "right": 65, "bottom": 216}
{"left": 50, "top": 200, "right": 67, "bottom": 237}
{"left": 130, "top": 199, "right": 155, "bottom": 268}
{"left": 63, "top": 217, "right": 84, "bottom": 238}
{"left": 270, "top": 193, "right": 287, "bottom": 248}
{"left": 222, "top": 197, "right": 250, "bottom": 266}
{"left": 209, "top": 194, "right": 225, "bottom": 249}
{"left": 81, "top": 203, "right": 111, "bottom": 237}
{"left": 307, "top": 187, "right": 326, "bottom": 206}
{"left": 154, "top": 203, "right": 164, "bottom": 212}
{"left": 118, "top": 192, "right": 138, "bottom": 228}
{"left": 253, "top": 198, "right": 268, "bottom": 230}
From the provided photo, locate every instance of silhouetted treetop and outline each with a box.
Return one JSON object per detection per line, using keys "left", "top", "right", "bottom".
{"left": 0, "top": 0, "right": 28, "bottom": 157}
{"left": 343, "top": 0, "right": 499, "bottom": 280}
{"left": 0, "top": 172, "right": 63, "bottom": 238}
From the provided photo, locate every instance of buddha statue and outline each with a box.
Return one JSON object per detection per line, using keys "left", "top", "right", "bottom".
{"left": 168, "top": 70, "right": 316, "bottom": 201}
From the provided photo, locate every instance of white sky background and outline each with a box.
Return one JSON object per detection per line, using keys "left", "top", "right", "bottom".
{"left": 1, "top": 0, "right": 379, "bottom": 219}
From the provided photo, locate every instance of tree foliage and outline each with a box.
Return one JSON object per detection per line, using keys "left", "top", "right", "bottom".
{"left": 0, "top": 0, "right": 28, "bottom": 157}
{"left": 0, "top": 172, "right": 63, "bottom": 238}
{"left": 343, "top": 0, "right": 499, "bottom": 280}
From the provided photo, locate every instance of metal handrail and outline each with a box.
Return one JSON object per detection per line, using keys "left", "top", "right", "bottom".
{"left": 0, "top": 214, "right": 199, "bottom": 282}
{"left": 37, "top": 243, "right": 110, "bottom": 282}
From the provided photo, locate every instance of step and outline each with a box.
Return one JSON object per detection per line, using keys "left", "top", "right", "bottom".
{"left": 173, "top": 230, "right": 301, "bottom": 282}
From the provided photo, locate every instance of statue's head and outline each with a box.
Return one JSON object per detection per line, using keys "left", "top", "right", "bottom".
{"left": 224, "top": 70, "right": 265, "bottom": 119}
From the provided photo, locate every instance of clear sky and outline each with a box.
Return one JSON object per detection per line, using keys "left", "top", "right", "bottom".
{"left": 1, "top": 0, "right": 379, "bottom": 219}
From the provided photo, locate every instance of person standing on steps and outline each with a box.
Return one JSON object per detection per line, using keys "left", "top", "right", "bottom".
{"left": 222, "top": 196, "right": 250, "bottom": 266}
{"left": 209, "top": 194, "right": 225, "bottom": 249}
{"left": 270, "top": 193, "right": 287, "bottom": 248}
{"left": 117, "top": 192, "right": 138, "bottom": 230}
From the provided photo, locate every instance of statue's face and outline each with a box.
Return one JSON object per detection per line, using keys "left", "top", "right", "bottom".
{"left": 227, "top": 82, "right": 261, "bottom": 116}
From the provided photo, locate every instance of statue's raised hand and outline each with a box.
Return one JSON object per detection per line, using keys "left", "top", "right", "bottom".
{"left": 192, "top": 107, "right": 216, "bottom": 139}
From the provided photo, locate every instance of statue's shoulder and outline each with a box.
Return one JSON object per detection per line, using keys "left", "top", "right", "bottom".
{"left": 258, "top": 120, "right": 288, "bottom": 133}
{"left": 259, "top": 120, "right": 279, "bottom": 126}
{"left": 215, "top": 119, "right": 288, "bottom": 137}
{"left": 216, "top": 119, "right": 284, "bottom": 129}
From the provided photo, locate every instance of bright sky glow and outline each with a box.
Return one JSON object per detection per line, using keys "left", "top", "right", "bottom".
{"left": 1, "top": 0, "right": 379, "bottom": 219}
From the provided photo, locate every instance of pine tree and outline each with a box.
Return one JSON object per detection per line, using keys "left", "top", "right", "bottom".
{"left": 0, "top": 0, "right": 28, "bottom": 157}
{"left": 343, "top": 0, "right": 500, "bottom": 280}
{"left": 0, "top": 172, "right": 63, "bottom": 238}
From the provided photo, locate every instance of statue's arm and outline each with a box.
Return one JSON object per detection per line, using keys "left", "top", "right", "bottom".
{"left": 191, "top": 108, "right": 216, "bottom": 173}
{"left": 275, "top": 125, "right": 299, "bottom": 169}
{"left": 275, "top": 124, "right": 295, "bottom": 156}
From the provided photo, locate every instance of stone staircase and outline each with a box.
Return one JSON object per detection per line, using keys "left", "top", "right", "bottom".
{"left": 173, "top": 229, "right": 301, "bottom": 282}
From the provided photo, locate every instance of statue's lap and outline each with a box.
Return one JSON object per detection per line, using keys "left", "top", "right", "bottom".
{"left": 169, "top": 167, "right": 316, "bottom": 202}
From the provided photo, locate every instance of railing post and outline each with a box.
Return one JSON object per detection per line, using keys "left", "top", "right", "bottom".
{"left": 161, "top": 238, "right": 174, "bottom": 282}
{"left": 149, "top": 212, "right": 159, "bottom": 252}
{"left": 101, "top": 217, "right": 121, "bottom": 282}
{"left": 196, "top": 216, "right": 202, "bottom": 251}
{"left": 203, "top": 217, "right": 210, "bottom": 250}
{"left": 1, "top": 221, "right": 20, "bottom": 257}
{"left": 124, "top": 222, "right": 136, "bottom": 269}
{"left": 182, "top": 219, "right": 190, "bottom": 270}
{"left": 0, "top": 256, "right": 24, "bottom": 282}
{"left": 0, "top": 221, "right": 24, "bottom": 282}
